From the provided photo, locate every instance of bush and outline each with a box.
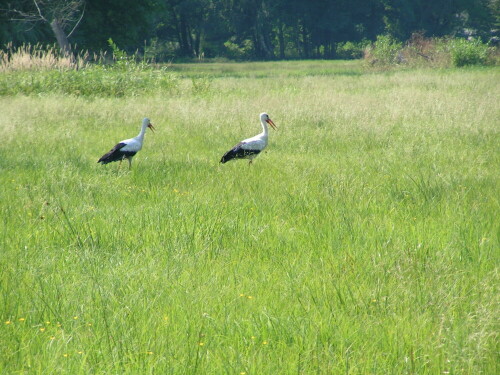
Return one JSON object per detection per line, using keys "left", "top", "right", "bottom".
{"left": 448, "top": 38, "right": 490, "bottom": 67}
{"left": 364, "top": 34, "right": 496, "bottom": 68}
{"left": 335, "top": 40, "right": 370, "bottom": 59}
{"left": 371, "top": 35, "right": 403, "bottom": 64}
{"left": 223, "top": 38, "right": 254, "bottom": 60}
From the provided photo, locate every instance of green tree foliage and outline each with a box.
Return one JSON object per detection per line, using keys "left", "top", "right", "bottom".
{"left": 381, "top": 0, "right": 497, "bottom": 39}
{"left": 71, "top": 0, "right": 162, "bottom": 52}
{"left": 0, "top": 0, "right": 497, "bottom": 59}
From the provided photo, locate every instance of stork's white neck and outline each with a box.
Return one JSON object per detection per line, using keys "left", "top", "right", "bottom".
{"left": 136, "top": 122, "right": 149, "bottom": 140}
{"left": 260, "top": 118, "right": 269, "bottom": 137}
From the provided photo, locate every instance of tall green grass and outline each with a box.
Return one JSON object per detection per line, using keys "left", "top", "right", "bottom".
{"left": 0, "top": 61, "right": 498, "bottom": 374}
{"left": 0, "top": 66, "right": 178, "bottom": 97}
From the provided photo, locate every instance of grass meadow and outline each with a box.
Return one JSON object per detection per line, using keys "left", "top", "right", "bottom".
{"left": 0, "top": 61, "right": 499, "bottom": 374}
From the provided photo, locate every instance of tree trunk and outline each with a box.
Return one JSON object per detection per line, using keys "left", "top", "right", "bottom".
{"left": 194, "top": 28, "right": 203, "bottom": 58}
{"left": 187, "top": 23, "right": 195, "bottom": 55}
{"left": 179, "top": 15, "right": 188, "bottom": 55}
{"left": 278, "top": 22, "right": 285, "bottom": 59}
{"left": 50, "top": 19, "right": 72, "bottom": 59}
{"left": 295, "top": 20, "right": 301, "bottom": 57}
{"left": 301, "top": 23, "right": 309, "bottom": 58}
{"left": 173, "top": 7, "right": 191, "bottom": 57}
{"left": 254, "top": 8, "right": 274, "bottom": 59}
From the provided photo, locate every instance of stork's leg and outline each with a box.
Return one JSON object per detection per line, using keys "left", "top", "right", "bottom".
{"left": 127, "top": 157, "right": 132, "bottom": 170}
{"left": 248, "top": 159, "right": 253, "bottom": 166}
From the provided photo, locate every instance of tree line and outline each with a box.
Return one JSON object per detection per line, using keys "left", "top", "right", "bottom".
{"left": 1, "top": 0, "right": 498, "bottom": 60}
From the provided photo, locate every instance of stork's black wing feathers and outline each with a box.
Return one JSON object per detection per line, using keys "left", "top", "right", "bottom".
{"left": 98, "top": 142, "right": 136, "bottom": 164}
{"left": 220, "top": 142, "right": 261, "bottom": 163}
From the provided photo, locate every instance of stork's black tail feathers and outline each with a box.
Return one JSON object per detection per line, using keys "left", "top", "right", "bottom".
{"left": 97, "top": 153, "right": 119, "bottom": 164}
{"left": 98, "top": 143, "right": 133, "bottom": 164}
{"left": 220, "top": 149, "right": 236, "bottom": 163}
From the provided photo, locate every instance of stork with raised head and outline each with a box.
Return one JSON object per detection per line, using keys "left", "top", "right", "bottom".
{"left": 98, "top": 118, "right": 155, "bottom": 169}
{"left": 220, "top": 112, "right": 277, "bottom": 164}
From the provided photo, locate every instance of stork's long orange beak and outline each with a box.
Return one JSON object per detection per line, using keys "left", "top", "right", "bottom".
{"left": 148, "top": 123, "right": 155, "bottom": 132}
{"left": 266, "top": 118, "right": 277, "bottom": 130}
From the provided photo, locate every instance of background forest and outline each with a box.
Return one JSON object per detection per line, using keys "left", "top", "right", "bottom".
{"left": 1, "top": 0, "right": 499, "bottom": 61}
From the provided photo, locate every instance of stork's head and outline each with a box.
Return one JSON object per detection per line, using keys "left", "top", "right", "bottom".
{"left": 143, "top": 117, "right": 155, "bottom": 132}
{"left": 260, "top": 112, "right": 277, "bottom": 130}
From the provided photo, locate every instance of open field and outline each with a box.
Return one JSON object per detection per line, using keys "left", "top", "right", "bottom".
{"left": 169, "top": 60, "right": 364, "bottom": 78}
{"left": 0, "top": 61, "right": 499, "bottom": 374}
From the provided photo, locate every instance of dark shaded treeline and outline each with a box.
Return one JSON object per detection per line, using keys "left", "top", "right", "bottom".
{"left": 1, "top": 0, "right": 498, "bottom": 60}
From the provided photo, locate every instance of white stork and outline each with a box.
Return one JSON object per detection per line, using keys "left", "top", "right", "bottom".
{"left": 98, "top": 117, "right": 155, "bottom": 169}
{"left": 220, "top": 112, "right": 277, "bottom": 164}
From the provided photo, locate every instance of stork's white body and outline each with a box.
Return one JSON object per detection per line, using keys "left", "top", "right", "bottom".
{"left": 239, "top": 130, "right": 269, "bottom": 154}
{"left": 119, "top": 131, "right": 147, "bottom": 153}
